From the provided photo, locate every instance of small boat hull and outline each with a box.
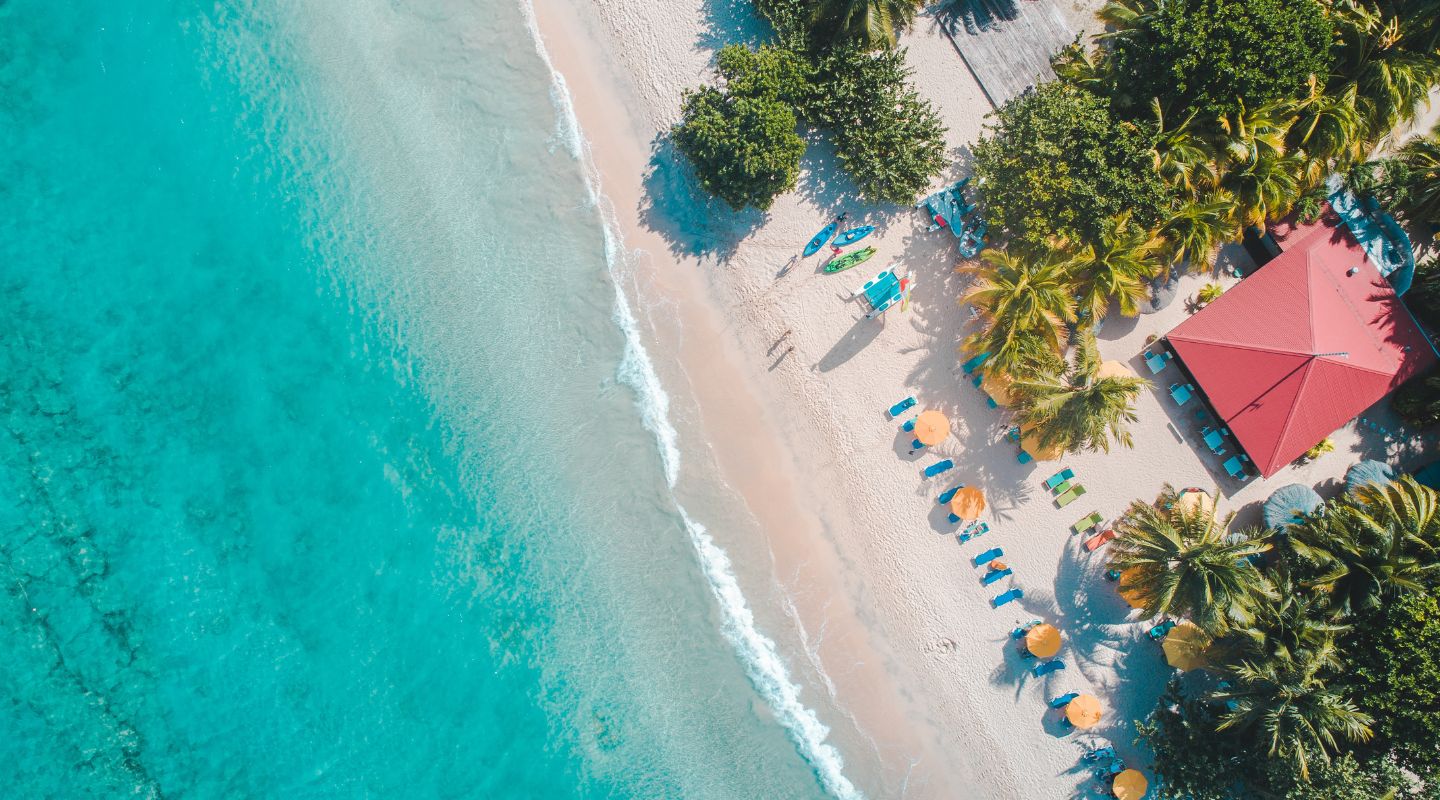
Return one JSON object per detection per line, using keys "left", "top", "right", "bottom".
{"left": 803, "top": 220, "right": 840, "bottom": 256}
{"left": 832, "top": 225, "right": 874, "bottom": 247}
{"left": 824, "top": 246, "right": 876, "bottom": 273}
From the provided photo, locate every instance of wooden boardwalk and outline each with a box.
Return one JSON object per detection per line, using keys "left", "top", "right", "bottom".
{"left": 937, "top": 0, "right": 1076, "bottom": 108}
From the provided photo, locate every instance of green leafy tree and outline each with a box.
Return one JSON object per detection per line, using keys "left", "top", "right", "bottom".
{"left": 1288, "top": 478, "right": 1440, "bottom": 614}
{"left": 1139, "top": 681, "right": 1260, "bottom": 800}
{"left": 672, "top": 46, "right": 811, "bottom": 211}
{"left": 1213, "top": 637, "right": 1374, "bottom": 781}
{"left": 1108, "top": 486, "right": 1273, "bottom": 634}
{"left": 1336, "top": 590, "right": 1440, "bottom": 783}
{"left": 1105, "top": 0, "right": 1333, "bottom": 121}
{"left": 958, "top": 246, "right": 1075, "bottom": 379}
{"left": 809, "top": 46, "right": 947, "bottom": 203}
{"left": 806, "top": 0, "right": 922, "bottom": 50}
{"left": 1009, "top": 332, "right": 1147, "bottom": 454}
{"left": 971, "top": 82, "right": 1169, "bottom": 246}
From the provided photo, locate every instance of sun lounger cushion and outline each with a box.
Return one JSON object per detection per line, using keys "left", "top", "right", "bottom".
{"left": 888, "top": 396, "right": 916, "bottom": 418}
{"left": 938, "top": 485, "right": 962, "bottom": 504}
{"left": 923, "top": 459, "right": 955, "bottom": 478}
{"left": 1084, "top": 529, "right": 1116, "bottom": 552}
{"left": 1056, "top": 485, "right": 1086, "bottom": 507}
{"left": 1072, "top": 512, "right": 1103, "bottom": 535}
{"left": 981, "top": 567, "right": 1012, "bottom": 586}
{"left": 992, "top": 588, "right": 1023, "bottom": 607}
{"left": 973, "top": 547, "right": 1003, "bottom": 566}
{"left": 1031, "top": 659, "right": 1065, "bottom": 677}
{"left": 1044, "top": 468, "right": 1074, "bottom": 491}
{"left": 1049, "top": 692, "right": 1080, "bottom": 708}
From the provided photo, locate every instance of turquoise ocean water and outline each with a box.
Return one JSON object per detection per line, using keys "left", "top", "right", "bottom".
{"left": 0, "top": 1, "right": 860, "bottom": 797}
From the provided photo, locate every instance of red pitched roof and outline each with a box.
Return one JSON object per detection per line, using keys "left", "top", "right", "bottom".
{"left": 1167, "top": 210, "right": 1436, "bottom": 477}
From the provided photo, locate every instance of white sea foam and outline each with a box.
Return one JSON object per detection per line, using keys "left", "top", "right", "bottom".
{"left": 521, "top": 7, "right": 861, "bottom": 797}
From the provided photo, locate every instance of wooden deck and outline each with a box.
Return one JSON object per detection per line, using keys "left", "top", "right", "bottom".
{"left": 937, "top": 0, "right": 1076, "bottom": 108}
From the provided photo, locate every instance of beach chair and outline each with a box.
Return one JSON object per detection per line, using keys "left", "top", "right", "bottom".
{"left": 1044, "top": 468, "right": 1075, "bottom": 492}
{"left": 1031, "top": 659, "right": 1065, "bottom": 677}
{"left": 1169, "top": 383, "right": 1194, "bottom": 406}
{"left": 1223, "top": 456, "right": 1248, "bottom": 481}
{"left": 1081, "top": 745, "right": 1118, "bottom": 763}
{"left": 980, "top": 567, "right": 1012, "bottom": 586}
{"left": 1072, "top": 512, "right": 1103, "bottom": 535}
{"left": 1148, "top": 620, "right": 1178, "bottom": 641}
{"left": 1104, "top": 568, "right": 1121, "bottom": 582}
{"left": 938, "top": 485, "right": 962, "bottom": 504}
{"left": 923, "top": 459, "right": 955, "bottom": 478}
{"left": 1055, "top": 484, "right": 1087, "bottom": 508}
{"left": 1050, "top": 692, "right": 1080, "bottom": 709}
{"left": 973, "top": 547, "right": 1003, "bottom": 566}
{"left": 902, "top": 418, "right": 916, "bottom": 432}
{"left": 961, "top": 352, "right": 990, "bottom": 374}
{"left": 992, "top": 588, "right": 1024, "bottom": 608}
{"left": 1018, "top": 451, "right": 1033, "bottom": 464}
{"left": 1011, "top": 620, "right": 1042, "bottom": 639}
{"left": 1084, "top": 529, "right": 1116, "bottom": 552}
{"left": 959, "top": 523, "right": 989, "bottom": 543}
{"left": 911, "top": 439, "right": 926, "bottom": 451}
{"left": 888, "top": 396, "right": 917, "bottom": 418}
{"left": 1144, "top": 350, "right": 1171, "bottom": 374}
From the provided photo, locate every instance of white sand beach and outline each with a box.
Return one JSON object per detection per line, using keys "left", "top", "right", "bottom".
{"left": 529, "top": 1, "right": 1434, "bottom": 796}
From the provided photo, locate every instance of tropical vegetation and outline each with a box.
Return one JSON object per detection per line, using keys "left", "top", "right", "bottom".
{"left": 1008, "top": 332, "right": 1147, "bottom": 454}
{"left": 1129, "top": 478, "right": 1440, "bottom": 797}
{"left": 805, "top": 0, "right": 923, "bottom": 50}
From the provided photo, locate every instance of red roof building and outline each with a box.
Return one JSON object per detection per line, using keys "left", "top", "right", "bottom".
{"left": 1167, "top": 209, "right": 1436, "bottom": 478}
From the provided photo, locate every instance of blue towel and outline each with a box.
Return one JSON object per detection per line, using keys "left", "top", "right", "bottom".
{"left": 981, "top": 568, "right": 1011, "bottom": 586}
{"left": 959, "top": 522, "right": 989, "bottom": 543}
{"left": 923, "top": 459, "right": 955, "bottom": 478}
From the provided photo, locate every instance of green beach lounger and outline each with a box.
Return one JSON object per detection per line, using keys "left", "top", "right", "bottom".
{"left": 1072, "top": 512, "right": 1103, "bottom": 535}
{"left": 1044, "top": 468, "right": 1074, "bottom": 492}
{"left": 1055, "top": 484, "right": 1086, "bottom": 507}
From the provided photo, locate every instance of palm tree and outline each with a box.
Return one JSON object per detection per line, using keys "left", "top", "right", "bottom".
{"left": 1149, "top": 99, "right": 1218, "bottom": 197}
{"left": 1094, "top": 0, "right": 1158, "bottom": 42}
{"left": 1329, "top": 0, "right": 1440, "bottom": 143}
{"left": 1212, "top": 637, "right": 1374, "bottom": 781}
{"left": 1287, "top": 477, "right": 1440, "bottom": 614}
{"left": 807, "top": 0, "right": 922, "bottom": 50}
{"left": 1214, "top": 99, "right": 1295, "bottom": 167}
{"left": 959, "top": 246, "right": 1076, "bottom": 378}
{"left": 1218, "top": 566, "right": 1349, "bottom": 671}
{"left": 1008, "top": 332, "right": 1147, "bottom": 454}
{"left": 1064, "top": 215, "right": 1164, "bottom": 322}
{"left": 1051, "top": 41, "right": 1109, "bottom": 94}
{"left": 1108, "top": 486, "right": 1274, "bottom": 634}
{"left": 1292, "top": 79, "right": 1366, "bottom": 180}
{"left": 1385, "top": 126, "right": 1440, "bottom": 228}
{"left": 1156, "top": 193, "right": 1239, "bottom": 272}
{"left": 1223, "top": 152, "right": 1306, "bottom": 229}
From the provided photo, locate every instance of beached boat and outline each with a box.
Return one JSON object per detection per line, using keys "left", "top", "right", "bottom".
{"left": 823, "top": 246, "right": 876, "bottom": 273}
{"left": 832, "top": 225, "right": 874, "bottom": 247}
{"left": 802, "top": 217, "right": 842, "bottom": 256}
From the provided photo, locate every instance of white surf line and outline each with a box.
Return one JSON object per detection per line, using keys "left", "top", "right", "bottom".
{"left": 520, "top": 6, "right": 861, "bottom": 798}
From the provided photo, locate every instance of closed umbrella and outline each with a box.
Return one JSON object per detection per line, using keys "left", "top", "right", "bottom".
{"left": 1263, "top": 484, "right": 1323, "bottom": 529}
{"left": 1162, "top": 621, "right": 1211, "bottom": 671}
{"left": 950, "top": 486, "right": 986, "bottom": 520}
{"left": 1346, "top": 460, "right": 1394, "bottom": 493}
{"left": 1097, "top": 360, "right": 1136, "bottom": 380}
{"left": 914, "top": 410, "right": 951, "bottom": 446}
{"left": 1176, "top": 488, "right": 1214, "bottom": 516}
{"left": 1065, "top": 694, "right": 1103, "bottom": 728}
{"left": 1112, "top": 769, "right": 1149, "bottom": 800}
{"left": 1025, "top": 623, "right": 1061, "bottom": 658}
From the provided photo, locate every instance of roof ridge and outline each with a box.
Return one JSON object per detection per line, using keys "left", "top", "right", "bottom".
{"left": 1169, "top": 336, "right": 1312, "bottom": 360}
{"left": 1265, "top": 358, "right": 1318, "bottom": 474}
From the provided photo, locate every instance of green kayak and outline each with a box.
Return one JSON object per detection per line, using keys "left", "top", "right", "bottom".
{"left": 823, "top": 246, "right": 876, "bottom": 274}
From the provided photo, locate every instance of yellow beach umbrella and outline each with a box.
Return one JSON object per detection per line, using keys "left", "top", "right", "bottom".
{"left": 981, "top": 371, "right": 1015, "bottom": 408}
{"left": 1162, "top": 621, "right": 1212, "bottom": 671}
{"left": 1019, "top": 424, "right": 1064, "bottom": 462}
{"left": 1113, "top": 769, "right": 1149, "bottom": 800}
{"left": 1024, "top": 623, "right": 1061, "bottom": 659}
{"left": 950, "top": 486, "right": 986, "bottom": 520}
{"left": 1118, "top": 567, "right": 1148, "bottom": 609}
{"left": 1097, "top": 360, "right": 1137, "bottom": 381}
{"left": 1065, "top": 694, "right": 1103, "bottom": 729}
{"left": 1177, "top": 488, "right": 1215, "bottom": 516}
{"left": 914, "top": 410, "right": 951, "bottom": 446}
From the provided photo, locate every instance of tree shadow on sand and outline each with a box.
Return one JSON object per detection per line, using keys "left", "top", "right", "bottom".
{"left": 638, "top": 134, "right": 765, "bottom": 263}
{"left": 696, "top": 0, "right": 772, "bottom": 53}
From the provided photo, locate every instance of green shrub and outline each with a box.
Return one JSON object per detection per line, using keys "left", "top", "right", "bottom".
{"left": 1107, "top": 0, "right": 1333, "bottom": 121}
{"left": 972, "top": 82, "right": 1169, "bottom": 246}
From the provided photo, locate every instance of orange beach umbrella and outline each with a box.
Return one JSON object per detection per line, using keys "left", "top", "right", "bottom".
{"left": 1117, "top": 567, "right": 1149, "bottom": 609}
{"left": 913, "top": 410, "right": 951, "bottom": 446}
{"left": 949, "top": 486, "right": 986, "bottom": 520}
{"left": 1177, "top": 488, "right": 1215, "bottom": 516}
{"left": 1020, "top": 424, "right": 1064, "bottom": 462}
{"left": 1024, "top": 623, "right": 1061, "bottom": 659}
{"left": 1162, "top": 621, "right": 1212, "bottom": 672}
{"left": 1065, "top": 694, "right": 1103, "bottom": 729}
{"left": 1112, "top": 769, "right": 1149, "bottom": 800}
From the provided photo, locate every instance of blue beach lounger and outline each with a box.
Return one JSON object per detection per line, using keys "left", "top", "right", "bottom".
{"left": 961, "top": 352, "right": 990, "bottom": 374}
{"left": 1148, "top": 620, "right": 1178, "bottom": 640}
{"left": 1011, "top": 620, "right": 1042, "bottom": 639}
{"left": 992, "top": 588, "right": 1024, "bottom": 607}
{"left": 1031, "top": 659, "right": 1065, "bottom": 677}
{"left": 923, "top": 459, "right": 955, "bottom": 478}
{"left": 1049, "top": 692, "right": 1080, "bottom": 709}
{"left": 889, "top": 396, "right": 916, "bottom": 418}
{"left": 973, "top": 547, "right": 1003, "bottom": 566}
{"left": 938, "top": 485, "right": 962, "bottom": 504}
{"left": 1044, "top": 468, "right": 1075, "bottom": 491}
{"left": 1017, "top": 451, "right": 1033, "bottom": 464}
{"left": 912, "top": 439, "right": 926, "bottom": 451}
{"left": 981, "top": 567, "right": 1011, "bottom": 586}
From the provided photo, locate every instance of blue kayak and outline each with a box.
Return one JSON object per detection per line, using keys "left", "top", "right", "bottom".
{"left": 802, "top": 218, "right": 842, "bottom": 256}
{"left": 832, "top": 225, "right": 874, "bottom": 247}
